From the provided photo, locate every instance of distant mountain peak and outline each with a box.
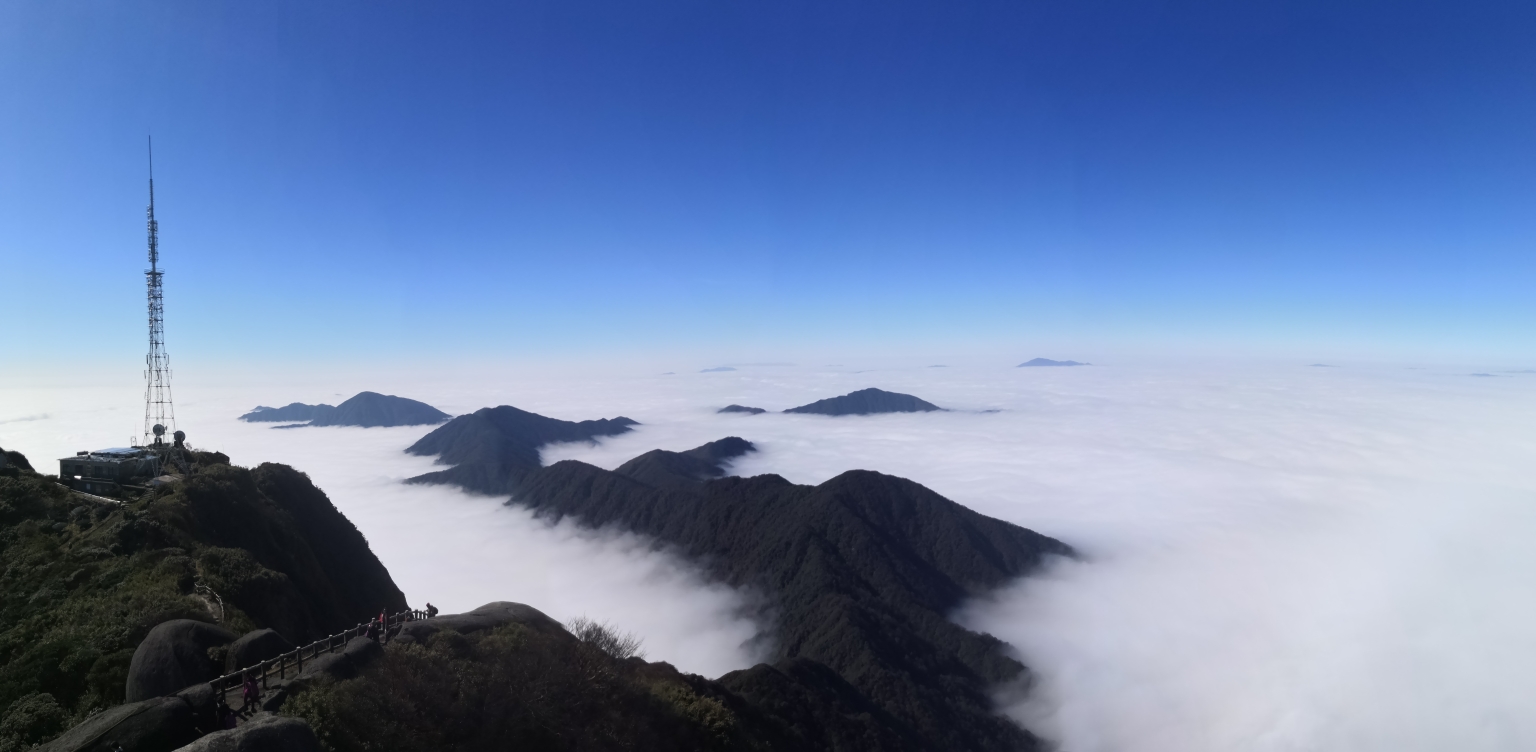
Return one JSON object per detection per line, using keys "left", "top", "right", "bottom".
{"left": 1018, "top": 358, "right": 1088, "bottom": 367}
{"left": 783, "top": 388, "right": 941, "bottom": 416}
{"left": 404, "top": 405, "right": 638, "bottom": 495}
{"left": 614, "top": 437, "right": 756, "bottom": 488}
{"left": 718, "top": 404, "right": 766, "bottom": 414}
{"left": 239, "top": 392, "right": 448, "bottom": 428}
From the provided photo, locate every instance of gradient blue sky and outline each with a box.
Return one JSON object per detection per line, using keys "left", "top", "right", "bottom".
{"left": 2, "top": 0, "right": 1533, "bottom": 369}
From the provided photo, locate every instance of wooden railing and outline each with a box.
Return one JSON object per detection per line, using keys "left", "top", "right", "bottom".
{"left": 210, "top": 608, "right": 431, "bottom": 716}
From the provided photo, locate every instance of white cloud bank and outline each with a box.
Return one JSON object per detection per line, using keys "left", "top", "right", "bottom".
{"left": 4, "top": 358, "right": 1535, "bottom": 749}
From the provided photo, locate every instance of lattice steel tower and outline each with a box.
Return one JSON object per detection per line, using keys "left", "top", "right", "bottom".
{"left": 143, "top": 138, "right": 177, "bottom": 448}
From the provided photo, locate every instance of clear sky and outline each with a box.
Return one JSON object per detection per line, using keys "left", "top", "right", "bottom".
{"left": 1, "top": 0, "right": 1533, "bottom": 370}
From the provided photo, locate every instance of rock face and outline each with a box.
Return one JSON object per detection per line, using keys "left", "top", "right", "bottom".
{"left": 124, "top": 620, "right": 238, "bottom": 703}
{"left": 405, "top": 405, "right": 638, "bottom": 495}
{"left": 180, "top": 463, "right": 409, "bottom": 643}
{"left": 513, "top": 441, "right": 1071, "bottom": 752}
{"left": 782, "top": 388, "right": 941, "bottom": 416}
{"left": 717, "top": 405, "right": 766, "bottom": 415}
{"left": 240, "top": 392, "right": 448, "bottom": 427}
{"left": 1017, "top": 358, "right": 1087, "bottom": 367}
{"left": 613, "top": 438, "right": 755, "bottom": 489}
{"left": 37, "top": 694, "right": 200, "bottom": 752}
{"left": 226, "top": 629, "right": 294, "bottom": 673}
{"left": 171, "top": 713, "right": 320, "bottom": 752}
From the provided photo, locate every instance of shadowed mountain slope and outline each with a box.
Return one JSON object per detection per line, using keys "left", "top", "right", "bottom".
{"left": 405, "top": 405, "right": 638, "bottom": 495}
{"left": 783, "top": 388, "right": 941, "bottom": 416}
{"left": 614, "top": 437, "right": 756, "bottom": 490}
{"left": 511, "top": 441, "right": 1071, "bottom": 752}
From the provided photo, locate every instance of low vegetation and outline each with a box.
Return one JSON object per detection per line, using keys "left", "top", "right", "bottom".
{"left": 283, "top": 622, "right": 753, "bottom": 752}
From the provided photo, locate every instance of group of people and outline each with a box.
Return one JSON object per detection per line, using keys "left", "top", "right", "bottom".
{"left": 365, "top": 602, "right": 440, "bottom": 643}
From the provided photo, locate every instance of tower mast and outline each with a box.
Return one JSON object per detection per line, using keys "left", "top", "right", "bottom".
{"left": 143, "top": 137, "right": 176, "bottom": 447}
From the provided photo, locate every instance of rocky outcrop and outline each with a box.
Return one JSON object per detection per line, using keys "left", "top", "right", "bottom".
{"left": 782, "top": 388, "right": 941, "bottom": 416}
{"left": 393, "top": 602, "right": 564, "bottom": 646}
{"left": 124, "top": 621, "right": 238, "bottom": 703}
{"left": 37, "top": 682, "right": 215, "bottom": 752}
{"left": 226, "top": 629, "right": 294, "bottom": 673}
{"left": 171, "top": 713, "right": 320, "bottom": 752}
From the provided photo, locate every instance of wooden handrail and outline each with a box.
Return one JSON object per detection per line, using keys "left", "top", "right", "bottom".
{"left": 210, "top": 607, "right": 431, "bottom": 713}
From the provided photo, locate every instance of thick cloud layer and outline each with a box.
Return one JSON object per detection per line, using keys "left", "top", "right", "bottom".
{"left": 4, "top": 359, "right": 1534, "bottom": 749}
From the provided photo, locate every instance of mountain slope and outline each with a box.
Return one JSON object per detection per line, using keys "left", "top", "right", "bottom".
{"left": 512, "top": 442, "right": 1071, "bottom": 752}
{"left": 0, "top": 453, "right": 404, "bottom": 745}
{"left": 405, "top": 405, "right": 638, "bottom": 495}
{"left": 783, "top": 388, "right": 941, "bottom": 416}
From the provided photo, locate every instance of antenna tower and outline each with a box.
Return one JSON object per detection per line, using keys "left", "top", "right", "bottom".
{"left": 143, "top": 137, "right": 176, "bottom": 448}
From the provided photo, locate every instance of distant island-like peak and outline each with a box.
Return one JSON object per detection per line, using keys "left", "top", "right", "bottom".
{"left": 717, "top": 404, "right": 766, "bottom": 414}
{"left": 1018, "top": 358, "right": 1089, "bottom": 367}
{"left": 405, "top": 405, "right": 639, "bottom": 495}
{"left": 239, "top": 391, "right": 450, "bottom": 428}
{"left": 783, "top": 387, "right": 941, "bottom": 416}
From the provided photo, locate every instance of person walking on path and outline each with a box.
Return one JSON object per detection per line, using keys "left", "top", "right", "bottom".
{"left": 241, "top": 673, "right": 261, "bottom": 712}
{"left": 365, "top": 618, "right": 379, "bottom": 643}
{"left": 426, "top": 602, "right": 439, "bottom": 619}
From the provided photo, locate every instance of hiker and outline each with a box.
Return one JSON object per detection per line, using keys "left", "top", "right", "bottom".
{"left": 241, "top": 673, "right": 261, "bottom": 711}
{"left": 365, "top": 618, "right": 379, "bottom": 643}
{"left": 426, "top": 602, "right": 439, "bottom": 619}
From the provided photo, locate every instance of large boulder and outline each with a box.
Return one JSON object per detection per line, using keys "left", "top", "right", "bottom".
{"left": 125, "top": 620, "right": 239, "bottom": 702}
{"left": 37, "top": 696, "right": 198, "bottom": 752}
{"left": 226, "top": 629, "right": 294, "bottom": 673}
{"left": 392, "top": 602, "right": 563, "bottom": 646}
{"left": 170, "top": 713, "right": 320, "bottom": 752}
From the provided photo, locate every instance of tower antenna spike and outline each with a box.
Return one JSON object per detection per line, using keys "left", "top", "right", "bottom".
{"left": 142, "top": 136, "right": 176, "bottom": 449}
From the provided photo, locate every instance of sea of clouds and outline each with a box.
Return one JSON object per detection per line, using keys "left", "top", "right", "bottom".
{"left": 3, "top": 358, "right": 1534, "bottom": 750}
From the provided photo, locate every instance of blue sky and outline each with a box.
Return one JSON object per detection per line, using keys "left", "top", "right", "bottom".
{"left": 1, "top": 0, "right": 1533, "bottom": 368}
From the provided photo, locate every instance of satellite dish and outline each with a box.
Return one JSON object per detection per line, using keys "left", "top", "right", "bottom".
{"left": 152, "top": 424, "right": 166, "bottom": 437}
{"left": 173, "top": 430, "right": 186, "bottom": 444}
